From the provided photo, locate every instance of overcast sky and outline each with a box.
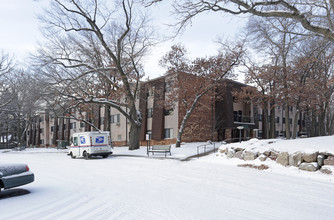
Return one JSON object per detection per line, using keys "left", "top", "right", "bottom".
{"left": 0, "top": 0, "right": 247, "bottom": 79}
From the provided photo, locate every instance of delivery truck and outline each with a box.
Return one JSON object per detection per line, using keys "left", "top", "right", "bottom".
{"left": 67, "top": 131, "right": 113, "bottom": 159}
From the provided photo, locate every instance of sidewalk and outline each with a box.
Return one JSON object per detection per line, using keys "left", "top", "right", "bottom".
{"left": 112, "top": 142, "right": 219, "bottom": 161}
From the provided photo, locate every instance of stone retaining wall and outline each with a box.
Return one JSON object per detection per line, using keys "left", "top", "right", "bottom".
{"left": 219, "top": 146, "right": 334, "bottom": 174}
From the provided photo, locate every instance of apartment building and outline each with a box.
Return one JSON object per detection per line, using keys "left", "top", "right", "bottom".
{"left": 257, "top": 106, "right": 306, "bottom": 138}
{"left": 27, "top": 76, "right": 261, "bottom": 147}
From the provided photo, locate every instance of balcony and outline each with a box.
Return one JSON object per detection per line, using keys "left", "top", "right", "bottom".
{"left": 234, "top": 114, "right": 254, "bottom": 124}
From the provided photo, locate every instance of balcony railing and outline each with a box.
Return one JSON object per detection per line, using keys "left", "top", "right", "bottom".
{"left": 234, "top": 115, "right": 254, "bottom": 124}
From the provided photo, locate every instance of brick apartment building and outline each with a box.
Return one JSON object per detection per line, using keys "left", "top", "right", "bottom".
{"left": 26, "top": 75, "right": 302, "bottom": 147}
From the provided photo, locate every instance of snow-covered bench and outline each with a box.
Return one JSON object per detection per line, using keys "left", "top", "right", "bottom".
{"left": 147, "top": 145, "right": 172, "bottom": 157}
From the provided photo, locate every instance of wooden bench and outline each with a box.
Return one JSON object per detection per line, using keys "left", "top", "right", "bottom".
{"left": 147, "top": 145, "right": 172, "bottom": 157}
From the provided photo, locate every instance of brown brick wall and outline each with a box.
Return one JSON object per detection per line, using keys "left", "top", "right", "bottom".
{"left": 179, "top": 91, "right": 215, "bottom": 142}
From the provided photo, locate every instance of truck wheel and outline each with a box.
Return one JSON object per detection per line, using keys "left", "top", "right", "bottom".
{"left": 70, "top": 152, "right": 76, "bottom": 159}
{"left": 83, "top": 151, "right": 90, "bottom": 160}
{"left": 102, "top": 155, "right": 108, "bottom": 158}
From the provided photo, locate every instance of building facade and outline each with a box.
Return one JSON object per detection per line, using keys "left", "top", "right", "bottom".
{"left": 27, "top": 76, "right": 302, "bottom": 147}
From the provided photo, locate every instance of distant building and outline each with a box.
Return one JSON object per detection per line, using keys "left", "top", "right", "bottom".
{"left": 26, "top": 75, "right": 303, "bottom": 147}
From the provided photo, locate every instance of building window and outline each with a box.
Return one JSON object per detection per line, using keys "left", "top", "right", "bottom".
{"left": 147, "top": 108, "right": 153, "bottom": 118}
{"left": 165, "top": 82, "right": 172, "bottom": 92}
{"left": 276, "top": 117, "right": 280, "bottom": 123}
{"left": 147, "top": 87, "right": 154, "bottom": 97}
{"left": 117, "top": 135, "right": 122, "bottom": 141}
{"left": 164, "top": 128, "right": 173, "bottom": 139}
{"left": 283, "top": 117, "right": 286, "bottom": 124}
{"left": 80, "top": 122, "right": 85, "bottom": 128}
{"left": 40, "top": 128, "right": 44, "bottom": 134}
{"left": 290, "top": 118, "right": 292, "bottom": 124}
{"left": 40, "top": 139, "right": 44, "bottom": 145}
{"left": 111, "top": 114, "right": 120, "bottom": 123}
{"left": 51, "top": 126, "right": 54, "bottom": 132}
{"left": 70, "top": 122, "right": 76, "bottom": 129}
{"left": 258, "top": 114, "right": 262, "bottom": 122}
{"left": 164, "top": 109, "right": 173, "bottom": 116}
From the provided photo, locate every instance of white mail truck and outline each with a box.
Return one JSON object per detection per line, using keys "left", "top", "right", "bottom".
{"left": 67, "top": 131, "right": 113, "bottom": 159}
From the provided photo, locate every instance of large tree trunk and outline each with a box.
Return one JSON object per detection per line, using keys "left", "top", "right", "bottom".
{"left": 128, "top": 122, "right": 141, "bottom": 150}
{"left": 269, "top": 102, "right": 276, "bottom": 138}
{"left": 292, "top": 110, "right": 299, "bottom": 139}
{"left": 262, "top": 102, "right": 269, "bottom": 139}
{"left": 284, "top": 103, "right": 290, "bottom": 139}
{"left": 175, "top": 112, "right": 191, "bottom": 148}
{"left": 104, "top": 105, "right": 111, "bottom": 132}
{"left": 128, "top": 104, "right": 142, "bottom": 150}
{"left": 292, "top": 100, "right": 301, "bottom": 139}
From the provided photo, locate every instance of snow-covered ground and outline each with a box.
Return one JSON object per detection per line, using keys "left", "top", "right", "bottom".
{"left": 1, "top": 137, "right": 334, "bottom": 220}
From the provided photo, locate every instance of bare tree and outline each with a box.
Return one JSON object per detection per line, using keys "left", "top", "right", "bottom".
{"left": 170, "top": 0, "right": 334, "bottom": 41}
{"left": 160, "top": 43, "right": 244, "bottom": 147}
{"left": 35, "top": 0, "right": 156, "bottom": 150}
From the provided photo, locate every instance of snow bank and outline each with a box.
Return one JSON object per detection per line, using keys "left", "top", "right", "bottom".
{"left": 220, "top": 136, "right": 334, "bottom": 154}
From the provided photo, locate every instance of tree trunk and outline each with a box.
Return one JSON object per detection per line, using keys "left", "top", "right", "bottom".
{"left": 128, "top": 122, "right": 141, "bottom": 150}
{"left": 269, "top": 102, "right": 276, "bottom": 138}
{"left": 262, "top": 102, "right": 269, "bottom": 139}
{"left": 175, "top": 112, "right": 190, "bottom": 148}
{"left": 128, "top": 104, "right": 142, "bottom": 150}
{"left": 104, "top": 105, "right": 111, "bottom": 132}
{"left": 292, "top": 100, "right": 300, "bottom": 139}
{"left": 285, "top": 103, "right": 290, "bottom": 139}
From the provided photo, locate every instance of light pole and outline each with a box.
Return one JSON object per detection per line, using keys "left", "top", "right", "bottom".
{"left": 237, "top": 126, "right": 244, "bottom": 143}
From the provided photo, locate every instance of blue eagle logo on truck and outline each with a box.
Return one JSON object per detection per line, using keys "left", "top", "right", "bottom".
{"left": 80, "top": 136, "right": 86, "bottom": 144}
{"left": 96, "top": 136, "right": 104, "bottom": 144}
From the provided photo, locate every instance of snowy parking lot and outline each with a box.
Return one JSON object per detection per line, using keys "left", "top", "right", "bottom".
{"left": 1, "top": 139, "right": 334, "bottom": 220}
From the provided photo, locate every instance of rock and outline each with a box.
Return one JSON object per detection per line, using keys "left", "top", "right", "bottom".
{"left": 317, "top": 155, "right": 326, "bottom": 167}
{"left": 319, "top": 152, "right": 334, "bottom": 157}
{"left": 299, "top": 162, "right": 319, "bottom": 172}
{"left": 257, "top": 154, "right": 267, "bottom": 162}
{"left": 320, "top": 165, "right": 333, "bottom": 174}
{"left": 219, "top": 147, "right": 228, "bottom": 154}
{"left": 302, "top": 152, "right": 318, "bottom": 163}
{"left": 234, "top": 147, "right": 245, "bottom": 152}
{"left": 226, "top": 148, "right": 235, "bottom": 158}
{"left": 243, "top": 150, "right": 258, "bottom": 161}
{"left": 277, "top": 152, "right": 289, "bottom": 166}
{"left": 289, "top": 152, "right": 302, "bottom": 167}
{"left": 270, "top": 150, "right": 279, "bottom": 157}
{"left": 324, "top": 158, "right": 334, "bottom": 165}
{"left": 234, "top": 151, "right": 243, "bottom": 160}
{"left": 263, "top": 151, "right": 271, "bottom": 157}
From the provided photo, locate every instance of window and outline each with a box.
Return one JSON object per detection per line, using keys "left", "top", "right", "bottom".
{"left": 283, "top": 117, "right": 286, "bottom": 124}
{"left": 147, "top": 108, "right": 153, "bottom": 118}
{"left": 51, "top": 126, "right": 54, "bottom": 132}
{"left": 117, "top": 135, "right": 122, "bottom": 141}
{"left": 40, "top": 128, "right": 44, "bottom": 134}
{"left": 276, "top": 117, "right": 280, "bottom": 123}
{"left": 80, "top": 122, "right": 85, "bottom": 128}
{"left": 147, "top": 87, "right": 154, "bottom": 97}
{"left": 164, "top": 128, "right": 173, "bottom": 139}
{"left": 70, "top": 122, "right": 76, "bottom": 129}
{"left": 40, "top": 139, "right": 44, "bottom": 145}
{"left": 165, "top": 82, "right": 172, "bottom": 92}
{"left": 258, "top": 114, "right": 262, "bottom": 122}
{"left": 73, "top": 137, "right": 78, "bottom": 146}
{"left": 111, "top": 114, "right": 120, "bottom": 123}
{"left": 164, "top": 109, "right": 173, "bottom": 116}
{"left": 290, "top": 119, "right": 292, "bottom": 124}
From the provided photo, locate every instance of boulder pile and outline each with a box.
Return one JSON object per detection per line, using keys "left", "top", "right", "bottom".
{"left": 219, "top": 146, "right": 334, "bottom": 174}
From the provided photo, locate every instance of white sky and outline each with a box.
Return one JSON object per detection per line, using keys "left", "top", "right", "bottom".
{"left": 0, "top": 0, "right": 247, "bottom": 79}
